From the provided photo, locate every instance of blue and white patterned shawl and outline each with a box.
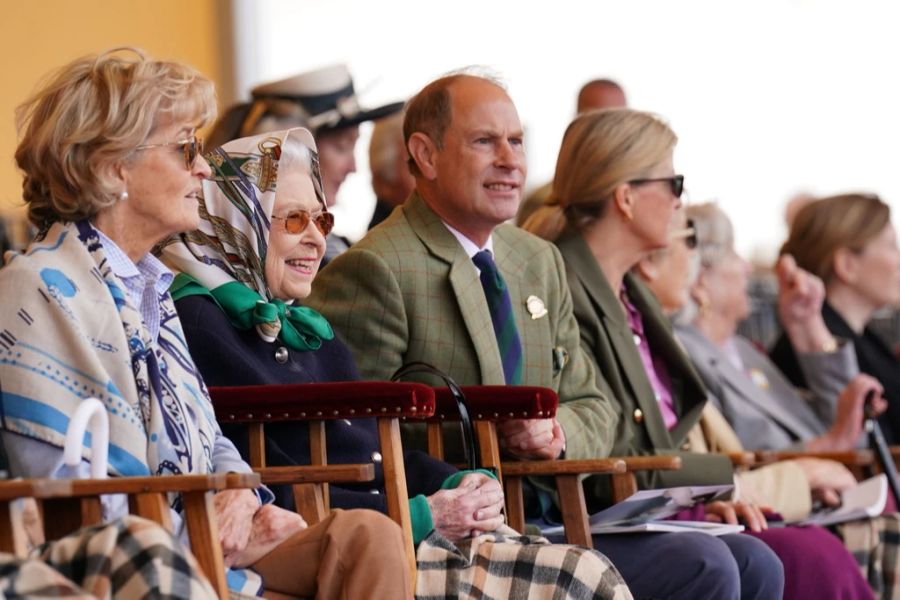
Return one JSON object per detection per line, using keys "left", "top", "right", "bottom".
{"left": 0, "top": 220, "right": 218, "bottom": 480}
{"left": 0, "top": 220, "right": 265, "bottom": 596}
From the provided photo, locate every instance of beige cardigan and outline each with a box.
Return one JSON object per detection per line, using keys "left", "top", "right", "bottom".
{"left": 687, "top": 404, "right": 813, "bottom": 520}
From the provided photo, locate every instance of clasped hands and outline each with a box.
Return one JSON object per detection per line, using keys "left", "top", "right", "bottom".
{"left": 426, "top": 472, "right": 505, "bottom": 542}
{"left": 214, "top": 488, "right": 307, "bottom": 568}
{"left": 497, "top": 417, "right": 566, "bottom": 460}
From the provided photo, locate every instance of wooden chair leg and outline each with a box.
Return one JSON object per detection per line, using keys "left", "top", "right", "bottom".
{"left": 556, "top": 474, "right": 592, "bottom": 547}
{"left": 611, "top": 472, "right": 638, "bottom": 504}
{"left": 504, "top": 476, "right": 526, "bottom": 534}
{"left": 309, "top": 421, "right": 329, "bottom": 513}
{"left": 291, "top": 483, "right": 327, "bottom": 525}
{"left": 182, "top": 490, "right": 229, "bottom": 599}
{"left": 378, "top": 417, "right": 417, "bottom": 588}
{"left": 129, "top": 492, "right": 174, "bottom": 533}
{"left": 426, "top": 422, "right": 445, "bottom": 460}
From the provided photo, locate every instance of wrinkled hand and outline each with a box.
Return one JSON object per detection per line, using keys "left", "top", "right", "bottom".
{"left": 228, "top": 504, "right": 307, "bottom": 568}
{"left": 706, "top": 500, "right": 768, "bottom": 532}
{"left": 812, "top": 374, "right": 885, "bottom": 450}
{"left": 213, "top": 488, "right": 259, "bottom": 567}
{"left": 776, "top": 255, "right": 832, "bottom": 353}
{"left": 426, "top": 473, "right": 505, "bottom": 542}
{"left": 497, "top": 418, "right": 566, "bottom": 460}
{"left": 793, "top": 458, "right": 857, "bottom": 507}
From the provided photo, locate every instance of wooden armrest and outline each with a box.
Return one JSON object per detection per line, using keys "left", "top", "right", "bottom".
{"left": 0, "top": 473, "right": 260, "bottom": 501}
{"left": 254, "top": 464, "right": 374, "bottom": 485}
{"left": 430, "top": 385, "right": 558, "bottom": 421}
{"left": 754, "top": 449, "right": 874, "bottom": 467}
{"left": 501, "top": 458, "right": 626, "bottom": 477}
{"left": 727, "top": 452, "right": 758, "bottom": 466}
{"left": 618, "top": 455, "right": 683, "bottom": 471}
{"left": 210, "top": 381, "right": 436, "bottom": 422}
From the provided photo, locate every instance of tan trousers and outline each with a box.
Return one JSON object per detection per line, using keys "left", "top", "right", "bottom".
{"left": 253, "top": 508, "right": 412, "bottom": 600}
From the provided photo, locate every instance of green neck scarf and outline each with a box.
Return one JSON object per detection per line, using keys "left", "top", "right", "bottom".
{"left": 171, "top": 273, "right": 333, "bottom": 351}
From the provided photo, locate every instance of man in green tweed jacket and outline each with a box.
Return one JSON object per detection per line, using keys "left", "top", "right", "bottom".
{"left": 307, "top": 73, "right": 616, "bottom": 462}
{"left": 307, "top": 72, "right": 782, "bottom": 600}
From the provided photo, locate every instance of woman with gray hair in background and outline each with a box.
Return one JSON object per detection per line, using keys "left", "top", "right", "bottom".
{"left": 0, "top": 48, "right": 411, "bottom": 599}
{"left": 675, "top": 201, "right": 900, "bottom": 598}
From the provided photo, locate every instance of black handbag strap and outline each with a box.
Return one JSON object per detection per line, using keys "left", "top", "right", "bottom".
{"left": 390, "top": 361, "right": 480, "bottom": 471}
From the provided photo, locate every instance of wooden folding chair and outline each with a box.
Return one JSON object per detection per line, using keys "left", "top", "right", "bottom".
{"left": 0, "top": 472, "right": 259, "bottom": 599}
{"left": 209, "top": 381, "right": 436, "bottom": 586}
{"left": 422, "top": 385, "right": 683, "bottom": 546}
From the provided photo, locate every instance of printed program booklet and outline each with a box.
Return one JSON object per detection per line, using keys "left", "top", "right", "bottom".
{"left": 793, "top": 474, "right": 888, "bottom": 527}
{"left": 541, "top": 483, "right": 741, "bottom": 537}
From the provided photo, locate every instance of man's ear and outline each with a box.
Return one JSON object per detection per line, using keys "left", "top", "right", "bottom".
{"left": 612, "top": 182, "right": 635, "bottom": 221}
{"left": 832, "top": 247, "right": 859, "bottom": 285}
{"left": 407, "top": 132, "right": 438, "bottom": 181}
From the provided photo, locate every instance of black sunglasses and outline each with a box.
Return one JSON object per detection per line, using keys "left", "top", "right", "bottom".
{"left": 272, "top": 210, "right": 335, "bottom": 236}
{"left": 136, "top": 136, "right": 204, "bottom": 170}
{"left": 670, "top": 218, "right": 697, "bottom": 249}
{"left": 628, "top": 174, "right": 685, "bottom": 198}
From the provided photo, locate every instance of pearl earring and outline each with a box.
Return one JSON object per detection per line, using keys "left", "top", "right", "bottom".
{"left": 118, "top": 190, "right": 129, "bottom": 201}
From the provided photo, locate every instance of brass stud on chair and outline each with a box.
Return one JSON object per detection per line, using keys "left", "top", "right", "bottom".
{"left": 365, "top": 408, "right": 372, "bottom": 414}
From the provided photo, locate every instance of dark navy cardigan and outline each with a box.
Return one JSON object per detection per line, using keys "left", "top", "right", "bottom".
{"left": 176, "top": 294, "right": 456, "bottom": 513}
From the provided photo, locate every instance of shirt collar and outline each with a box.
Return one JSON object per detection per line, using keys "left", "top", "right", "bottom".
{"left": 93, "top": 227, "right": 173, "bottom": 296}
{"left": 442, "top": 221, "right": 494, "bottom": 259}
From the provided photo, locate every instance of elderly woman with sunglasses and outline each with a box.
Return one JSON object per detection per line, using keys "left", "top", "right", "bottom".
{"left": 522, "top": 107, "right": 885, "bottom": 600}
{"left": 676, "top": 202, "right": 884, "bottom": 455}
{"left": 0, "top": 48, "right": 411, "bottom": 599}
{"left": 161, "top": 127, "right": 632, "bottom": 600}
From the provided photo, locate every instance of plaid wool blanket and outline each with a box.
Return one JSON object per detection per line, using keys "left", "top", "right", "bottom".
{"left": 415, "top": 526, "right": 632, "bottom": 600}
{"left": 0, "top": 516, "right": 217, "bottom": 599}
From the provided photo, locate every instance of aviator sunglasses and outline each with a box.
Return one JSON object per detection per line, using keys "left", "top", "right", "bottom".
{"left": 135, "top": 135, "right": 205, "bottom": 170}
{"left": 271, "top": 210, "right": 335, "bottom": 236}
{"left": 628, "top": 174, "right": 685, "bottom": 198}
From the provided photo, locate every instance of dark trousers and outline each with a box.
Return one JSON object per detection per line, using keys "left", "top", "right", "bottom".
{"left": 546, "top": 531, "right": 783, "bottom": 600}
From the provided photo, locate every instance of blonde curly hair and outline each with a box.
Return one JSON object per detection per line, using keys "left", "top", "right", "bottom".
{"left": 15, "top": 47, "right": 216, "bottom": 229}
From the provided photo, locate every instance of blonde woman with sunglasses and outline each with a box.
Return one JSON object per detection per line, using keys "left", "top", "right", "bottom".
{"left": 0, "top": 49, "right": 411, "bottom": 599}
{"left": 523, "top": 107, "right": 876, "bottom": 600}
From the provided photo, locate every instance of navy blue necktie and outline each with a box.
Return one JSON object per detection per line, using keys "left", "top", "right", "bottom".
{"left": 472, "top": 250, "right": 523, "bottom": 384}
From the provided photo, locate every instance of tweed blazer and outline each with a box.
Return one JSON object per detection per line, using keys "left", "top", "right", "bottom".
{"left": 306, "top": 192, "right": 617, "bottom": 461}
{"left": 555, "top": 231, "right": 733, "bottom": 509}
{"left": 677, "top": 324, "right": 858, "bottom": 450}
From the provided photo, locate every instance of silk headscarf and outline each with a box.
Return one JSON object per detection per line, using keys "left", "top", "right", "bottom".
{"left": 161, "top": 127, "right": 334, "bottom": 350}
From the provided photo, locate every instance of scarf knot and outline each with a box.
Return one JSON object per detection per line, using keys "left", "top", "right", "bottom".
{"left": 171, "top": 273, "right": 333, "bottom": 351}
